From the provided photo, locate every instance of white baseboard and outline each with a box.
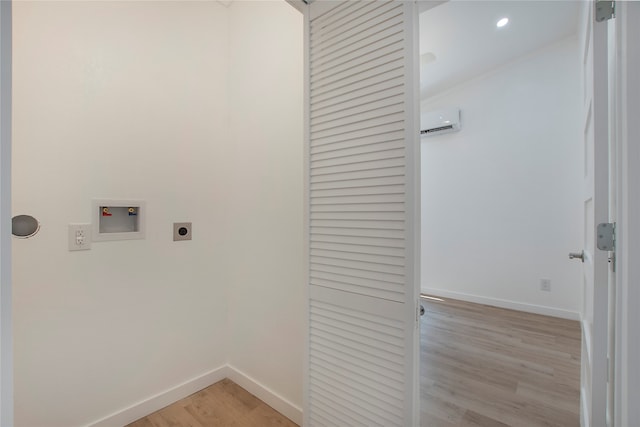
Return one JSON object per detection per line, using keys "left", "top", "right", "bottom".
{"left": 86, "top": 365, "right": 227, "bottom": 427}
{"left": 86, "top": 364, "right": 302, "bottom": 427}
{"left": 226, "top": 364, "right": 303, "bottom": 426}
{"left": 422, "top": 287, "right": 580, "bottom": 321}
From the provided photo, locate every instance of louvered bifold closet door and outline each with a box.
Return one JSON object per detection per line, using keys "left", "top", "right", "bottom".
{"left": 304, "top": 1, "right": 419, "bottom": 426}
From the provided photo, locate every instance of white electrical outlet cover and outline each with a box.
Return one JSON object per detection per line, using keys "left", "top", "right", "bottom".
{"left": 69, "top": 223, "right": 92, "bottom": 251}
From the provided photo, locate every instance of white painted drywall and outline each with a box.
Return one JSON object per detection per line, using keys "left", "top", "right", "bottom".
{"left": 226, "top": 0, "right": 304, "bottom": 416}
{"left": 12, "top": 3, "right": 232, "bottom": 426}
{"left": 13, "top": 1, "right": 304, "bottom": 425}
{"left": 421, "top": 37, "right": 583, "bottom": 316}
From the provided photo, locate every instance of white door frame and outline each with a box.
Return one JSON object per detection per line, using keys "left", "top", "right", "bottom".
{"left": 614, "top": 2, "right": 640, "bottom": 425}
{"left": 0, "top": 1, "right": 12, "bottom": 426}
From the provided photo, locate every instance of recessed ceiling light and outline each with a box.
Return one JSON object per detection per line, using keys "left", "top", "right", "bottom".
{"left": 497, "top": 17, "right": 509, "bottom": 28}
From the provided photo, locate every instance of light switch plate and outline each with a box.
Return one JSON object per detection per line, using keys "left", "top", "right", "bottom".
{"left": 69, "top": 223, "right": 92, "bottom": 251}
{"left": 173, "top": 222, "right": 192, "bottom": 241}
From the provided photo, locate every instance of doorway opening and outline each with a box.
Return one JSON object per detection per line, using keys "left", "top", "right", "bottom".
{"left": 418, "top": 2, "right": 584, "bottom": 425}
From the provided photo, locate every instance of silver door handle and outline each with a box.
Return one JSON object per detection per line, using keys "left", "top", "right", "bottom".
{"left": 569, "top": 251, "right": 585, "bottom": 262}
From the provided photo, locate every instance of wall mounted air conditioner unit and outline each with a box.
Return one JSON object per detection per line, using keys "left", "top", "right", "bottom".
{"left": 420, "top": 108, "right": 461, "bottom": 136}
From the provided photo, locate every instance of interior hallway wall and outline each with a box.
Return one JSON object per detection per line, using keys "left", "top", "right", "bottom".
{"left": 421, "top": 37, "right": 583, "bottom": 318}
{"left": 226, "top": 0, "right": 304, "bottom": 415}
{"left": 13, "top": 1, "right": 305, "bottom": 425}
{"left": 12, "top": 2, "right": 232, "bottom": 426}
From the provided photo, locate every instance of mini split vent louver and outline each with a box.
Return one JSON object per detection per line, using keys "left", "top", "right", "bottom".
{"left": 421, "top": 108, "right": 461, "bottom": 136}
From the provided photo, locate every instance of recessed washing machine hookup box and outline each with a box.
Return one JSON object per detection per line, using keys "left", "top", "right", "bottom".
{"left": 92, "top": 199, "right": 145, "bottom": 242}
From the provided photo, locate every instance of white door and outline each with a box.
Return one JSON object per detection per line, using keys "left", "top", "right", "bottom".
{"left": 303, "top": 1, "right": 420, "bottom": 426}
{"left": 578, "top": 1, "right": 613, "bottom": 426}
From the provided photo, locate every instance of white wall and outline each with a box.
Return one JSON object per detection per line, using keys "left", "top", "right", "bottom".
{"left": 226, "top": 0, "right": 304, "bottom": 418}
{"left": 421, "top": 37, "right": 583, "bottom": 318}
{"left": 12, "top": 1, "right": 303, "bottom": 426}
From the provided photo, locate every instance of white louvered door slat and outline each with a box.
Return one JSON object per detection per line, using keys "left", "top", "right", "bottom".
{"left": 304, "top": 1, "right": 419, "bottom": 426}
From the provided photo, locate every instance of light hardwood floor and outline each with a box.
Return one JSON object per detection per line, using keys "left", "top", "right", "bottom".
{"left": 127, "top": 297, "right": 581, "bottom": 427}
{"left": 421, "top": 296, "right": 581, "bottom": 427}
{"left": 125, "top": 378, "right": 297, "bottom": 427}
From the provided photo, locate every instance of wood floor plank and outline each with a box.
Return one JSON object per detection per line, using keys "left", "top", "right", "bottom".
{"left": 515, "top": 380, "right": 580, "bottom": 415}
{"left": 248, "top": 403, "right": 299, "bottom": 427}
{"left": 420, "top": 410, "right": 461, "bottom": 427}
{"left": 153, "top": 405, "right": 202, "bottom": 427}
{"left": 126, "top": 419, "right": 156, "bottom": 427}
{"left": 126, "top": 379, "right": 296, "bottom": 427}
{"left": 420, "top": 389, "right": 467, "bottom": 424}
{"left": 183, "top": 390, "right": 245, "bottom": 427}
{"left": 421, "top": 296, "right": 581, "bottom": 427}
{"left": 459, "top": 410, "right": 510, "bottom": 427}
{"left": 127, "top": 296, "right": 579, "bottom": 427}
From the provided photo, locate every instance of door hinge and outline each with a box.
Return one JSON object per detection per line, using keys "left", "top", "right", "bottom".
{"left": 596, "top": 0, "right": 615, "bottom": 22}
{"left": 598, "top": 222, "right": 616, "bottom": 272}
{"left": 597, "top": 222, "right": 615, "bottom": 251}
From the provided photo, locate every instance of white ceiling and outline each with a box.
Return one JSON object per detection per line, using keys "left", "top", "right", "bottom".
{"left": 419, "top": 1, "right": 580, "bottom": 99}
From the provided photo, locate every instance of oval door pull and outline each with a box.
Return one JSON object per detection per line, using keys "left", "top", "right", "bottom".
{"left": 569, "top": 251, "right": 585, "bottom": 262}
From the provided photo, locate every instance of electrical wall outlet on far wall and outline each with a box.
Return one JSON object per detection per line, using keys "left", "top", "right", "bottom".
{"left": 540, "top": 278, "right": 551, "bottom": 292}
{"left": 69, "top": 223, "right": 92, "bottom": 251}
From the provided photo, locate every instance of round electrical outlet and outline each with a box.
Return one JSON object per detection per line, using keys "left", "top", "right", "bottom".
{"left": 173, "top": 222, "right": 192, "bottom": 241}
